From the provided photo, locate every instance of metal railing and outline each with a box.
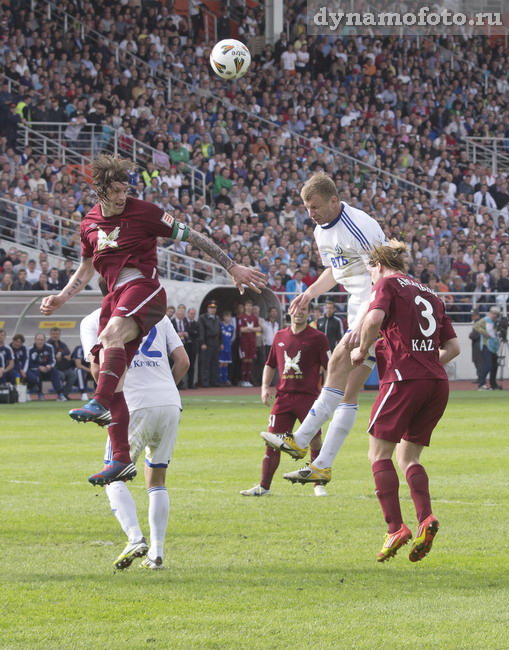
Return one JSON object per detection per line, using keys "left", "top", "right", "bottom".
{"left": 17, "top": 125, "right": 91, "bottom": 176}
{"left": 465, "top": 138, "right": 509, "bottom": 175}
{"left": 19, "top": 123, "right": 207, "bottom": 201}
{"left": 0, "top": 195, "right": 229, "bottom": 284}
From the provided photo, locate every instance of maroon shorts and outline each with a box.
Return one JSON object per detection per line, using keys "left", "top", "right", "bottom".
{"left": 368, "top": 378, "right": 449, "bottom": 447}
{"left": 267, "top": 392, "right": 322, "bottom": 437}
{"left": 239, "top": 338, "right": 256, "bottom": 360}
{"left": 92, "top": 278, "right": 167, "bottom": 365}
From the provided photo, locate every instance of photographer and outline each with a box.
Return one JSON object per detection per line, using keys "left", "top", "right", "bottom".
{"left": 473, "top": 307, "right": 504, "bottom": 390}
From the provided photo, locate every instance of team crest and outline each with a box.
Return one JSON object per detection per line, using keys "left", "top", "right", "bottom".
{"left": 335, "top": 244, "right": 343, "bottom": 255}
{"left": 97, "top": 226, "right": 120, "bottom": 251}
{"left": 221, "top": 44, "right": 234, "bottom": 55}
{"left": 234, "top": 57, "right": 245, "bottom": 74}
{"left": 283, "top": 350, "right": 302, "bottom": 375}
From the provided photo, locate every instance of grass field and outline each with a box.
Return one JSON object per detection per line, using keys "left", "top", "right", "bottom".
{"left": 1, "top": 390, "right": 508, "bottom": 649}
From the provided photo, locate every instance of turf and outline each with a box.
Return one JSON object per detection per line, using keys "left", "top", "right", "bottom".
{"left": 1, "top": 390, "right": 508, "bottom": 649}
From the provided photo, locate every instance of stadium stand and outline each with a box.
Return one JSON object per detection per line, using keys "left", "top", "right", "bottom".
{"left": 0, "top": 0, "right": 508, "bottom": 327}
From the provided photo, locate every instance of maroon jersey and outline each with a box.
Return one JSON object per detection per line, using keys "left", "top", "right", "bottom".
{"left": 266, "top": 325, "right": 329, "bottom": 397}
{"left": 80, "top": 197, "right": 189, "bottom": 291}
{"left": 368, "top": 274, "right": 457, "bottom": 385}
{"left": 237, "top": 313, "right": 260, "bottom": 346}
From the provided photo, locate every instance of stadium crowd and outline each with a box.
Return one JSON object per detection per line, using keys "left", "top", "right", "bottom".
{"left": 0, "top": 0, "right": 509, "bottom": 322}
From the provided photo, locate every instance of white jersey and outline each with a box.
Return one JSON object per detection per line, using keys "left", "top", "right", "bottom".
{"left": 314, "top": 201, "right": 386, "bottom": 328}
{"left": 80, "top": 311, "right": 183, "bottom": 412}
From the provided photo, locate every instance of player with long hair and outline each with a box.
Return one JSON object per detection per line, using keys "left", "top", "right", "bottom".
{"left": 41, "top": 154, "right": 265, "bottom": 485}
{"left": 351, "top": 241, "right": 460, "bottom": 562}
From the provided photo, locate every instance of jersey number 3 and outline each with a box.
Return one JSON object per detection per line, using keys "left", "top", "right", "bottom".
{"left": 415, "top": 296, "right": 437, "bottom": 337}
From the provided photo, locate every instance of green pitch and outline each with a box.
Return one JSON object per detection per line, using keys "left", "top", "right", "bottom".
{"left": 1, "top": 391, "right": 508, "bottom": 649}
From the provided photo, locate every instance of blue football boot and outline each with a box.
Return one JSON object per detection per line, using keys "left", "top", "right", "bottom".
{"left": 69, "top": 399, "right": 111, "bottom": 426}
{"left": 88, "top": 460, "right": 137, "bottom": 486}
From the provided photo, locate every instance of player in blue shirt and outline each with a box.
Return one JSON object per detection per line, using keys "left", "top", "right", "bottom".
{"left": 218, "top": 311, "right": 235, "bottom": 385}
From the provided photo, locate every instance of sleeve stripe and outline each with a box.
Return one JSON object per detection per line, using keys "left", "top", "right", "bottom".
{"left": 342, "top": 212, "right": 372, "bottom": 251}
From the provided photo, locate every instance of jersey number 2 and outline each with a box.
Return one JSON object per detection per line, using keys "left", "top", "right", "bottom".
{"left": 135, "top": 327, "right": 162, "bottom": 358}
{"left": 415, "top": 296, "right": 436, "bottom": 337}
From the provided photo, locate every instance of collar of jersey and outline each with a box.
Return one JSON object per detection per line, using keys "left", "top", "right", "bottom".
{"left": 320, "top": 203, "right": 344, "bottom": 229}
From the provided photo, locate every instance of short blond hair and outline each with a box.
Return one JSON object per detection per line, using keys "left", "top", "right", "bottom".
{"left": 301, "top": 172, "right": 339, "bottom": 203}
{"left": 92, "top": 154, "right": 137, "bottom": 201}
{"left": 369, "top": 239, "right": 408, "bottom": 273}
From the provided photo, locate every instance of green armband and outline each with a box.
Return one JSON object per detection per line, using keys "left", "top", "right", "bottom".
{"left": 171, "top": 221, "right": 190, "bottom": 242}
{"left": 160, "top": 211, "right": 190, "bottom": 242}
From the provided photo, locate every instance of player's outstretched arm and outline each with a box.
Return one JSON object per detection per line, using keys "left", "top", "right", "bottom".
{"left": 186, "top": 229, "right": 266, "bottom": 294}
{"left": 40, "top": 258, "right": 95, "bottom": 315}
{"left": 289, "top": 267, "right": 336, "bottom": 315}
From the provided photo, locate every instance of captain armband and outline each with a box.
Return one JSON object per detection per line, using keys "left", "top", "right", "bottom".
{"left": 160, "top": 211, "right": 190, "bottom": 242}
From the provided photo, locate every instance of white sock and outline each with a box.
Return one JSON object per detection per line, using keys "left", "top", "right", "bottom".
{"left": 293, "top": 387, "right": 345, "bottom": 448}
{"left": 148, "top": 486, "right": 170, "bottom": 560}
{"left": 105, "top": 481, "right": 143, "bottom": 543}
{"left": 313, "top": 403, "right": 358, "bottom": 469}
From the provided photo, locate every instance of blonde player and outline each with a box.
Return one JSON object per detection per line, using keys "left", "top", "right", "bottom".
{"left": 262, "top": 172, "right": 386, "bottom": 485}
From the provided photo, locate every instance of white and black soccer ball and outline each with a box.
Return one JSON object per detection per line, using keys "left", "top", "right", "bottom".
{"left": 209, "top": 39, "right": 251, "bottom": 80}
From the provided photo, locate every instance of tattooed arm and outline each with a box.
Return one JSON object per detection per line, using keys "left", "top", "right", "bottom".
{"left": 40, "top": 258, "right": 95, "bottom": 315}
{"left": 186, "top": 229, "right": 235, "bottom": 272}
{"left": 186, "top": 229, "right": 267, "bottom": 294}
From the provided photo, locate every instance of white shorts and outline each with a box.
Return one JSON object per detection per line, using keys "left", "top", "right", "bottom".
{"left": 104, "top": 404, "right": 181, "bottom": 468}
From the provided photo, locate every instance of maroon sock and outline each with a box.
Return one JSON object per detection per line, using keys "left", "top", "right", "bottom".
{"left": 95, "top": 347, "right": 126, "bottom": 409}
{"left": 406, "top": 464, "right": 432, "bottom": 523}
{"left": 260, "top": 446, "right": 281, "bottom": 490}
{"left": 107, "top": 391, "right": 131, "bottom": 464}
{"left": 372, "top": 459, "right": 402, "bottom": 533}
{"left": 241, "top": 360, "right": 250, "bottom": 382}
{"left": 310, "top": 448, "right": 321, "bottom": 486}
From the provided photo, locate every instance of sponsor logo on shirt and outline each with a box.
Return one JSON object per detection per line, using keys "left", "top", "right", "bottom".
{"left": 161, "top": 211, "right": 175, "bottom": 228}
{"left": 97, "top": 226, "right": 121, "bottom": 251}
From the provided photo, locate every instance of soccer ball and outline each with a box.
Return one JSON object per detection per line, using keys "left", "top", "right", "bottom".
{"left": 209, "top": 39, "right": 251, "bottom": 80}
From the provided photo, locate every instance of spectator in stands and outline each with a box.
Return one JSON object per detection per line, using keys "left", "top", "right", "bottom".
{"left": 32, "top": 272, "right": 49, "bottom": 291}
{"left": 285, "top": 269, "right": 307, "bottom": 302}
{"left": 58, "top": 259, "right": 75, "bottom": 286}
{"left": 25, "top": 258, "right": 41, "bottom": 285}
{"left": 48, "top": 327, "right": 77, "bottom": 400}
{"left": 1, "top": 272, "right": 14, "bottom": 291}
{"left": 47, "top": 267, "right": 62, "bottom": 291}
{"left": 12, "top": 268, "right": 32, "bottom": 290}
{"left": 26, "top": 333, "right": 65, "bottom": 401}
